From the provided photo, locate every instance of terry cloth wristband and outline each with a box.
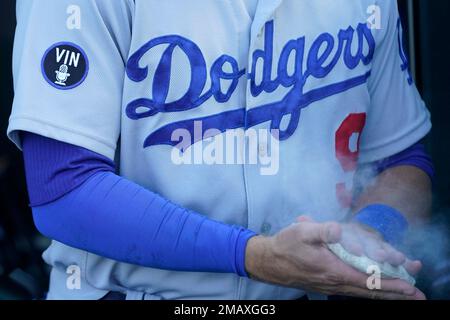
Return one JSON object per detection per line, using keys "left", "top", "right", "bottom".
{"left": 353, "top": 204, "right": 408, "bottom": 246}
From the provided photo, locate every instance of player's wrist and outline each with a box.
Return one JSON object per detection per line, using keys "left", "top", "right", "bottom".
{"left": 244, "top": 235, "right": 273, "bottom": 281}
{"left": 352, "top": 204, "right": 409, "bottom": 246}
{"left": 235, "top": 228, "right": 259, "bottom": 277}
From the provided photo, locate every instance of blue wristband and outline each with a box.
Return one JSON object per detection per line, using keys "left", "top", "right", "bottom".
{"left": 353, "top": 204, "right": 408, "bottom": 246}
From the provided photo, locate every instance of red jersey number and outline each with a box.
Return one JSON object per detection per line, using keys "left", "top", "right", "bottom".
{"left": 335, "top": 113, "right": 367, "bottom": 208}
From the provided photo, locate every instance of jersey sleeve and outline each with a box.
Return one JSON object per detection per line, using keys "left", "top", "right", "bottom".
{"left": 8, "top": 0, "right": 134, "bottom": 159}
{"left": 359, "top": 0, "right": 431, "bottom": 164}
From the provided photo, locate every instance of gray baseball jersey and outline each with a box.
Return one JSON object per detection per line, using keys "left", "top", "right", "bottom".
{"left": 8, "top": 0, "right": 431, "bottom": 299}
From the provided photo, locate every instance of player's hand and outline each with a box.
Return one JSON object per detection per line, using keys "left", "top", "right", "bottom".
{"left": 245, "top": 220, "right": 426, "bottom": 300}
{"left": 338, "top": 222, "right": 422, "bottom": 276}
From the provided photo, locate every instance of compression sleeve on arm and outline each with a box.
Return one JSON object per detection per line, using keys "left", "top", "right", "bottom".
{"left": 22, "top": 133, "right": 256, "bottom": 277}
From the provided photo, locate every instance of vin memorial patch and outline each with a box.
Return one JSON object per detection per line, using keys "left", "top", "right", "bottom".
{"left": 41, "top": 42, "right": 89, "bottom": 90}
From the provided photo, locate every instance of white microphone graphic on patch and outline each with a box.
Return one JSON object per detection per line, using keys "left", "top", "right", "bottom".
{"left": 42, "top": 43, "right": 88, "bottom": 90}
{"left": 55, "top": 64, "right": 71, "bottom": 86}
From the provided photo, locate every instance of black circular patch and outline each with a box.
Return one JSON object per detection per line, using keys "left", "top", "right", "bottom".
{"left": 41, "top": 42, "right": 89, "bottom": 90}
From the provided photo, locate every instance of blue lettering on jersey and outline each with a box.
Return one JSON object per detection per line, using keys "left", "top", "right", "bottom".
{"left": 397, "top": 18, "right": 413, "bottom": 85}
{"left": 126, "top": 20, "right": 375, "bottom": 148}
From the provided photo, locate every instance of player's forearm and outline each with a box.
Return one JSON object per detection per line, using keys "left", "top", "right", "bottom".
{"left": 352, "top": 165, "right": 432, "bottom": 225}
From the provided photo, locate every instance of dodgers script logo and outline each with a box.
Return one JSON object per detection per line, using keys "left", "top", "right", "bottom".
{"left": 126, "top": 20, "right": 376, "bottom": 148}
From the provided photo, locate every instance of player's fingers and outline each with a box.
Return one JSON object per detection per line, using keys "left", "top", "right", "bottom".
{"left": 381, "top": 243, "right": 406, "bottom": 266}
{"left": 296, "top": 215, "right": 314, "bottom": 223}
{"left": 339, "top": 285, "right": 426, "bottom": 300}
{"left": 333, "top": 264, "right": 373, "bottom": 290}
{"left": 339, "top": 225, "right": 364, "bottom": 256}
{"left": 363, "top": 239, "right": 388, "bottom": 263}
{"left": 403, "top": 259, "right": 422, "bottom": 276}
{"left": 355, "top": 225, "right": 406, "bottom": 266}
{"left": 300, "top": 221, "right": 341, "bottom": 244}
{"left": 333, "top": 262, "right": 415, "bottom": 295}
{"left": 377, "top": 278, "right": 418, "bottom": 296}
{"left": 339, "top": 239, "right": 364, "bottom": 257}
{"left": 413, "top": 288, "right": 427, "bottom": 300}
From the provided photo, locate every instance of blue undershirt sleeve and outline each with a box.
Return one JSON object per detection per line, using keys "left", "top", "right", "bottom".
{"left": 22, "top": 132, "right": 256, "bottom": 277}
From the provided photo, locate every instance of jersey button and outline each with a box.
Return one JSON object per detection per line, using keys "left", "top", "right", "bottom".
{"left": 260, "top": 222, "right": 272, "bottom": 235}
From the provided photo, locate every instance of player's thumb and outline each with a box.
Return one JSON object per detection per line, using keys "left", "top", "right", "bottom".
{"left": 301, "top": 221, "right": 342, "bottom": 244}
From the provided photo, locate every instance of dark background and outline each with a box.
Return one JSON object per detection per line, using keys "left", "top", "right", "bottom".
{"left": 0, "top": 0, "right": 449, "bottom": 299}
